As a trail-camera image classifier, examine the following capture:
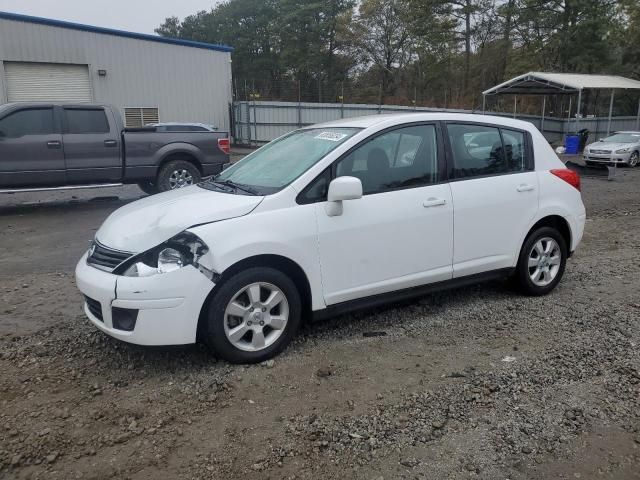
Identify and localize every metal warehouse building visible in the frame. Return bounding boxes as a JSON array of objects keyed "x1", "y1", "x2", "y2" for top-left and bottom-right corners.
[{"x1": 0, "y1": 11, "x2": 233, "y2": 129}]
